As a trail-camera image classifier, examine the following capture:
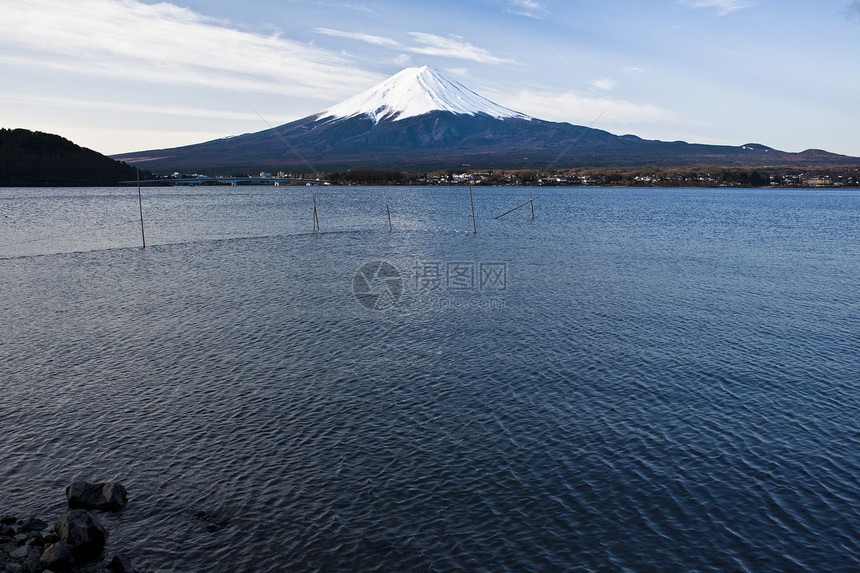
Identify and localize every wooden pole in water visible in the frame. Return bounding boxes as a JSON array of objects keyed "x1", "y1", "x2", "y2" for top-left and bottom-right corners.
[
  {"x1": 313, "y1": 193, "x2": 319, "y2": 232},
  {"x1": 469, "y1": 185, "x2": 477, "y2": 234},
  {"x1": 530, "y1": 191, "x2": 534, "y2": 219},
  {"x1": 386, "y1": 204, "x2": 392, "y2": 231},
  {"x1": 137, "y1": 168, "x2": 146, "y2": 248}
]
